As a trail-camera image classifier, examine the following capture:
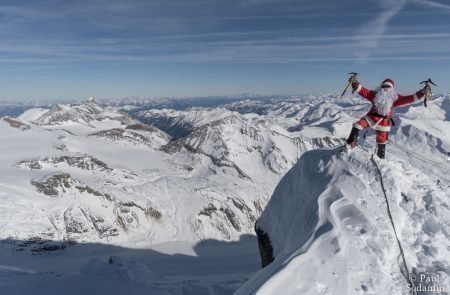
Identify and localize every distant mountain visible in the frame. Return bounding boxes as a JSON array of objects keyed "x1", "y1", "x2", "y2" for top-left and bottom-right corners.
[
  {"x1": 0, "y1": 96, "x2": 346, "y2": 251},
  {"x1": 1, "y1": 93, "x2": 449, "y2": 294},
  {"x1": 0, "y1": 101, "x2": 52, "y2": 117},
  {"x1": 32, "y1": 98, "x2": 133, "y2": 127}
]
